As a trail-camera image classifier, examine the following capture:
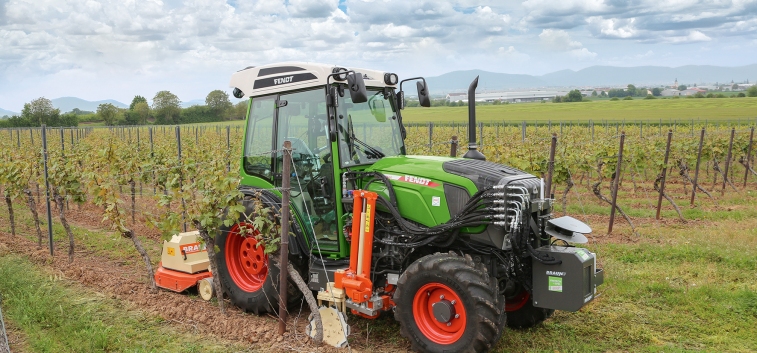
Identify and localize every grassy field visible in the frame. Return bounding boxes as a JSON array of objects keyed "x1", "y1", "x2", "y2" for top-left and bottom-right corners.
[
  {"x1": 0, "y1": 253, "x2": 251, "y2": 353},
  {"x1": 401, "y1": 97, "x2": 757, "y2": 123}
]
